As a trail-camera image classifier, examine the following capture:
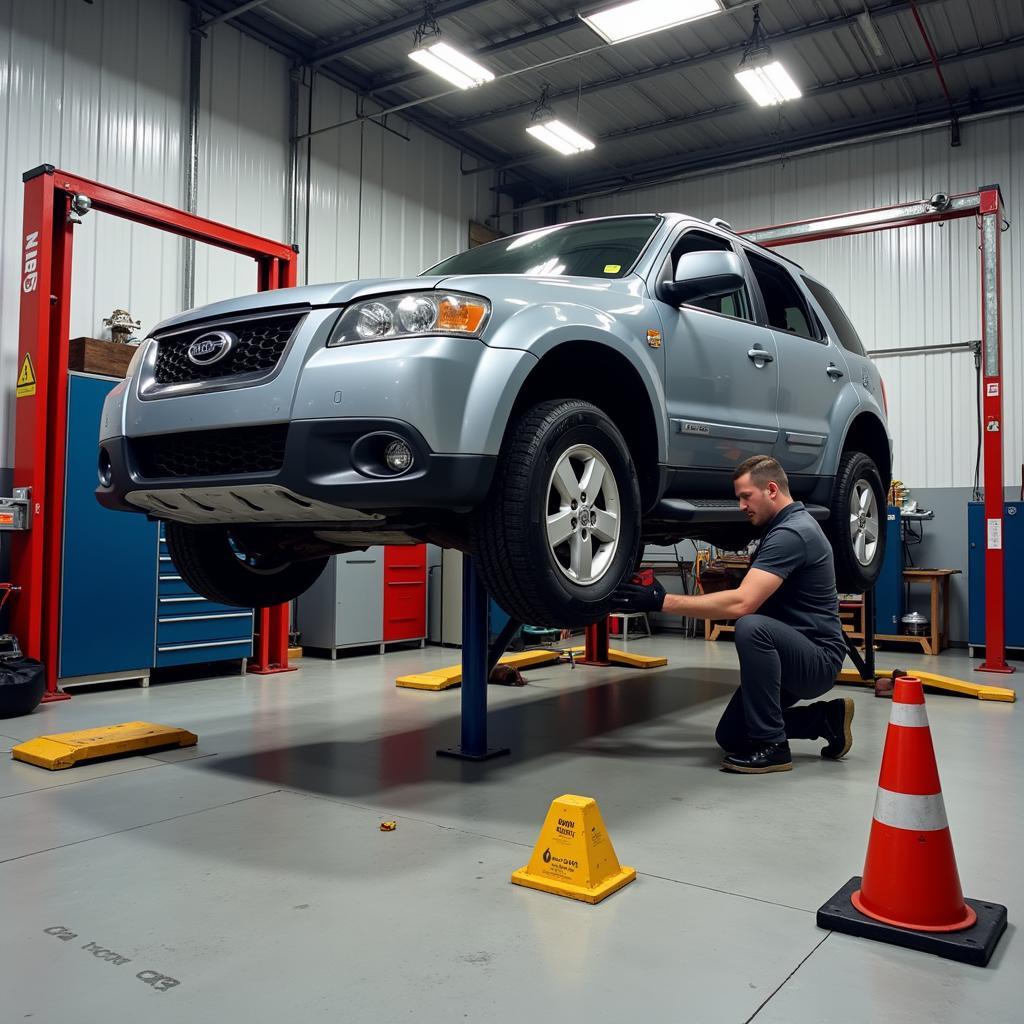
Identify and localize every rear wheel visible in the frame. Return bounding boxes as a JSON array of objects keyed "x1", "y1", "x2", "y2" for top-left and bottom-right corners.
[
  {"x1": 165, "y1": 522, "x2": 328, "y2": 608},
  {"x1": 826, "y1": 450, "x2": 887, "y2": 592},
  {"x1": 471, "y1": 399, "x2": 641, "y2": 627}
]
